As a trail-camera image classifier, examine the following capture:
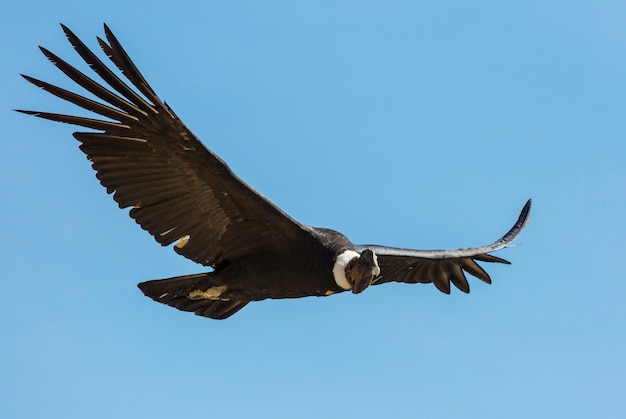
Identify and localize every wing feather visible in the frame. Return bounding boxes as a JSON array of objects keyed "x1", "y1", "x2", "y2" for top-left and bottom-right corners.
[
  {"x1": 18, "y1": 24, "x2": 312, "y2": 267},
  {"x1": 461, "y1": 259, "x2": 491, "y2": 284},
  {"x1": 359, "y1": 200, "x2": 531, "y2": 293},
  {"x1": 431, "y1": 263, "x2": 451, "y2": 294},
  {"x1": 18, "y1": 75, "x2": 138, "y2": 124}
]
